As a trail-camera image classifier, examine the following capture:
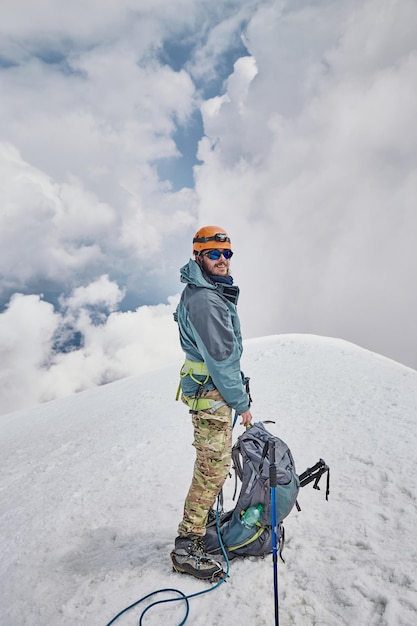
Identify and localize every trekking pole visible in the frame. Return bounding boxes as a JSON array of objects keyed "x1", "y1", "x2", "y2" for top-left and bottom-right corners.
[{"x1": 268, "y1": 437, "x2": 280, "y2": 626}]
